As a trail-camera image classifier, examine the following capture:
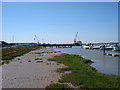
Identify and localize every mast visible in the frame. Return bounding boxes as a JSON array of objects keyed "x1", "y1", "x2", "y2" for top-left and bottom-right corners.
[
  {"x1": 12, "y1": 35, "x2": 14, "y2": 43},
  {"x1": 34, "y1": 35, "x2": 39, "y2": 44}
]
